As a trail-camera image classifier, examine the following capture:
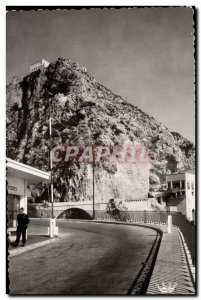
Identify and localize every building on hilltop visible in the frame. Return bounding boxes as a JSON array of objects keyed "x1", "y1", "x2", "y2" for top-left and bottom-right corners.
[
  {"x1": 165, "y1": 169, "x2": 195, "y2": 221},
  {"x1": 30, "y1": 59, "x2": 50, "y2": 73}
]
